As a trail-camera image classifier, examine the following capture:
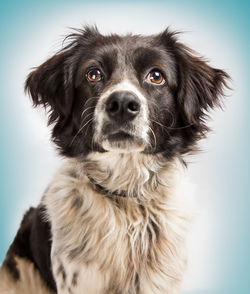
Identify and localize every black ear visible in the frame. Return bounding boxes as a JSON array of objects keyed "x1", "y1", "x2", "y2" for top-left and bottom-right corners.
[
  {"x1": 160, "y1": 29, "x2": 230, "y2": 136},
  {"x1": 25, "y1": 25, "x2": 101, "y2": 126},
  {"x1": 25, "y1": 50, "x2": 74, "y2": 126}
]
